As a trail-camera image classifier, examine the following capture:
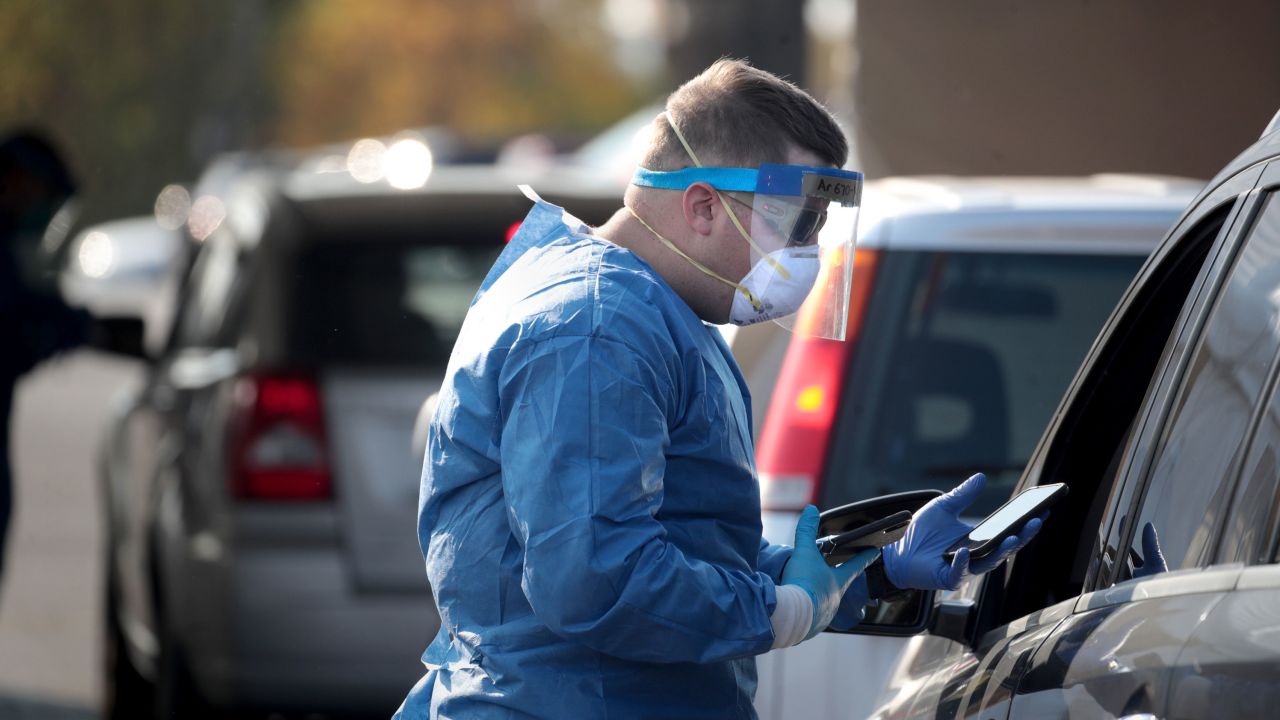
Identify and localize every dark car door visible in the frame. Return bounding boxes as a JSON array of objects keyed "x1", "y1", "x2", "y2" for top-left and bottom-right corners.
[
  {"x1": 1169, "y1": 362, "x2": 1280, "y2": 719},
  {"x1": 1009, "y1": 163, "x2": 1280, "y2": 719},
  {"x1": 868, "y1": 169, "x2": 1263, "y2": 720}
]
